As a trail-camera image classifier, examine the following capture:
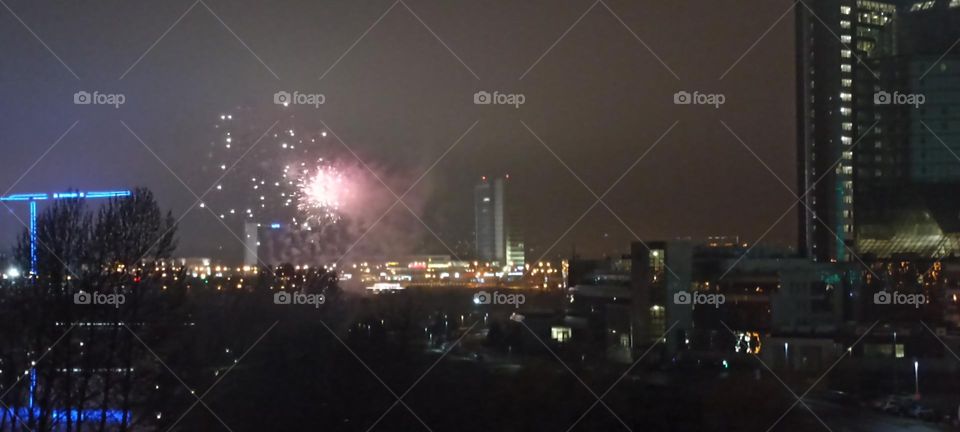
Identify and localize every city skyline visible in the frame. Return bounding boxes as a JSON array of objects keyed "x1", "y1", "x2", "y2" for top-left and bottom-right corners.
[{"x1": 0, "y1": 0, "x2": 797, "y2": 261}]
